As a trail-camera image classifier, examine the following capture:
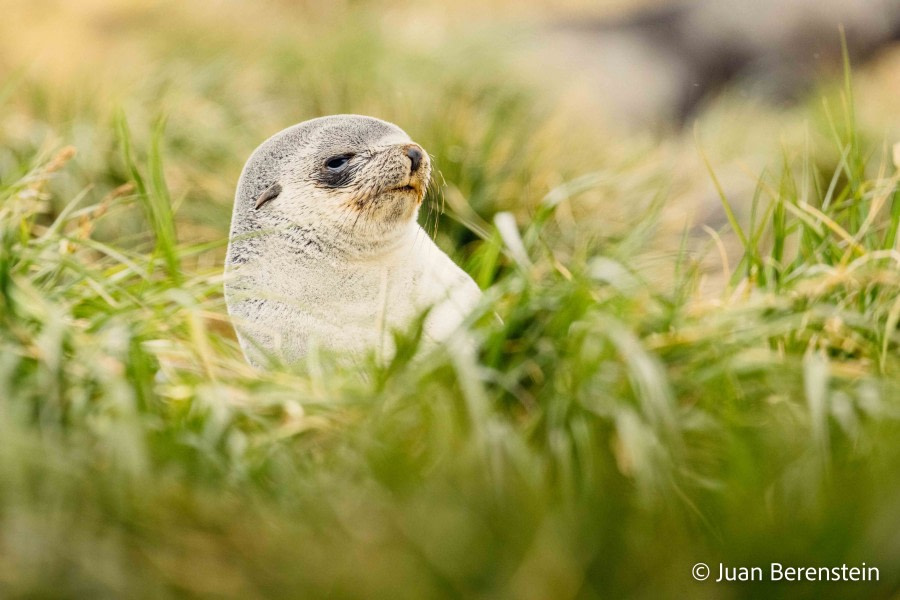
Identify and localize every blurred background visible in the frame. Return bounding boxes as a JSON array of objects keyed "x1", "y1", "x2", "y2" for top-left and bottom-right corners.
[
  {"x1": 2, "y1": 1, "x2": 900, "y2": 599},
  {"x1": 3, "y1": 0, "x2": 899, "y2": 284}
]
